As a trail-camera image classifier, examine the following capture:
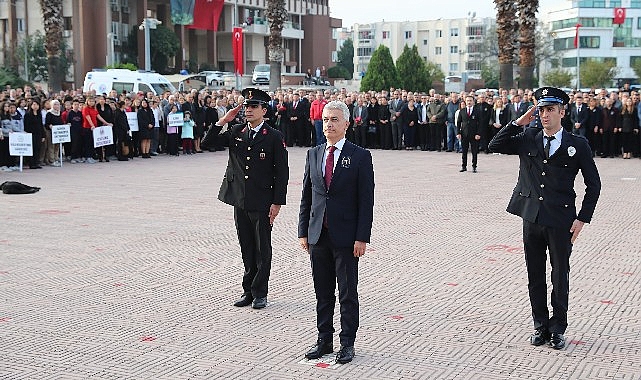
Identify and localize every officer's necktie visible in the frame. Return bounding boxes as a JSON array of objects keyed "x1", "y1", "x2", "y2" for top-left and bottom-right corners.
[
  {"x1": 544, "y1": 135, "x2": 555, "y2": 158},
  {"x1": 250, "y1": 129, "x2": 256, "y2": 140}
]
